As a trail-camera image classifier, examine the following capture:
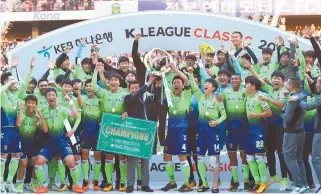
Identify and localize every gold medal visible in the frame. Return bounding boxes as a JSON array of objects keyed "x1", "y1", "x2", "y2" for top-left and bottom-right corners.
[
  {"x1": 173, "y1": 110, "x2": 177, "y2": 115},
  {"x1": 13, "y1": 106, "x2": 16, "y2": 111},
  {"x1": 236, "y1": 106, "x2": 239, "y2": 109},
  {"x1": 205, "y1": 112, "x2": 209, "y2": 117},
  {"x1": 112, "y1": 108, "x2": 116, "y2": 113}
]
